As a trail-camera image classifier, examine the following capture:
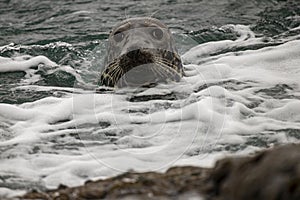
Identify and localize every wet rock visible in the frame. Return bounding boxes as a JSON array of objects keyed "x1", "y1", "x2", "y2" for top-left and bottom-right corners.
[
  {"x1": 22, "y1": 166, "x2": 210, "y2": 200},
  {"x1": 21, "y1": 143, "x2": 300, "y2": 200},
  {"x1": 207, "y1": 143, "x2": 300, "y2": 200}
]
